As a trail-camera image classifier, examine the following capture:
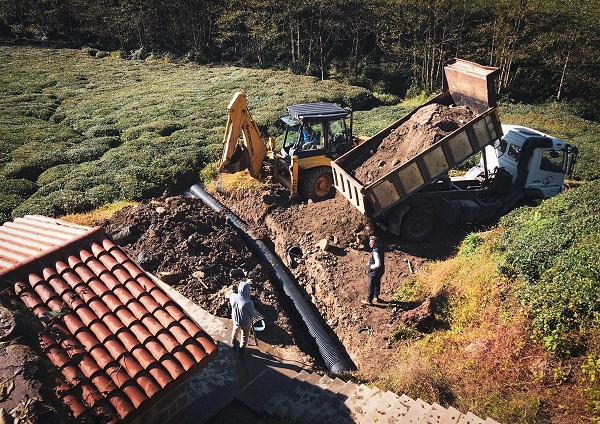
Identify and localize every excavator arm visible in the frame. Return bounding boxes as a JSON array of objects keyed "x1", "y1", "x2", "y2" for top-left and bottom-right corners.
[{"x1": 218, "y1": 91, "x2": 268, "y2": 177}]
